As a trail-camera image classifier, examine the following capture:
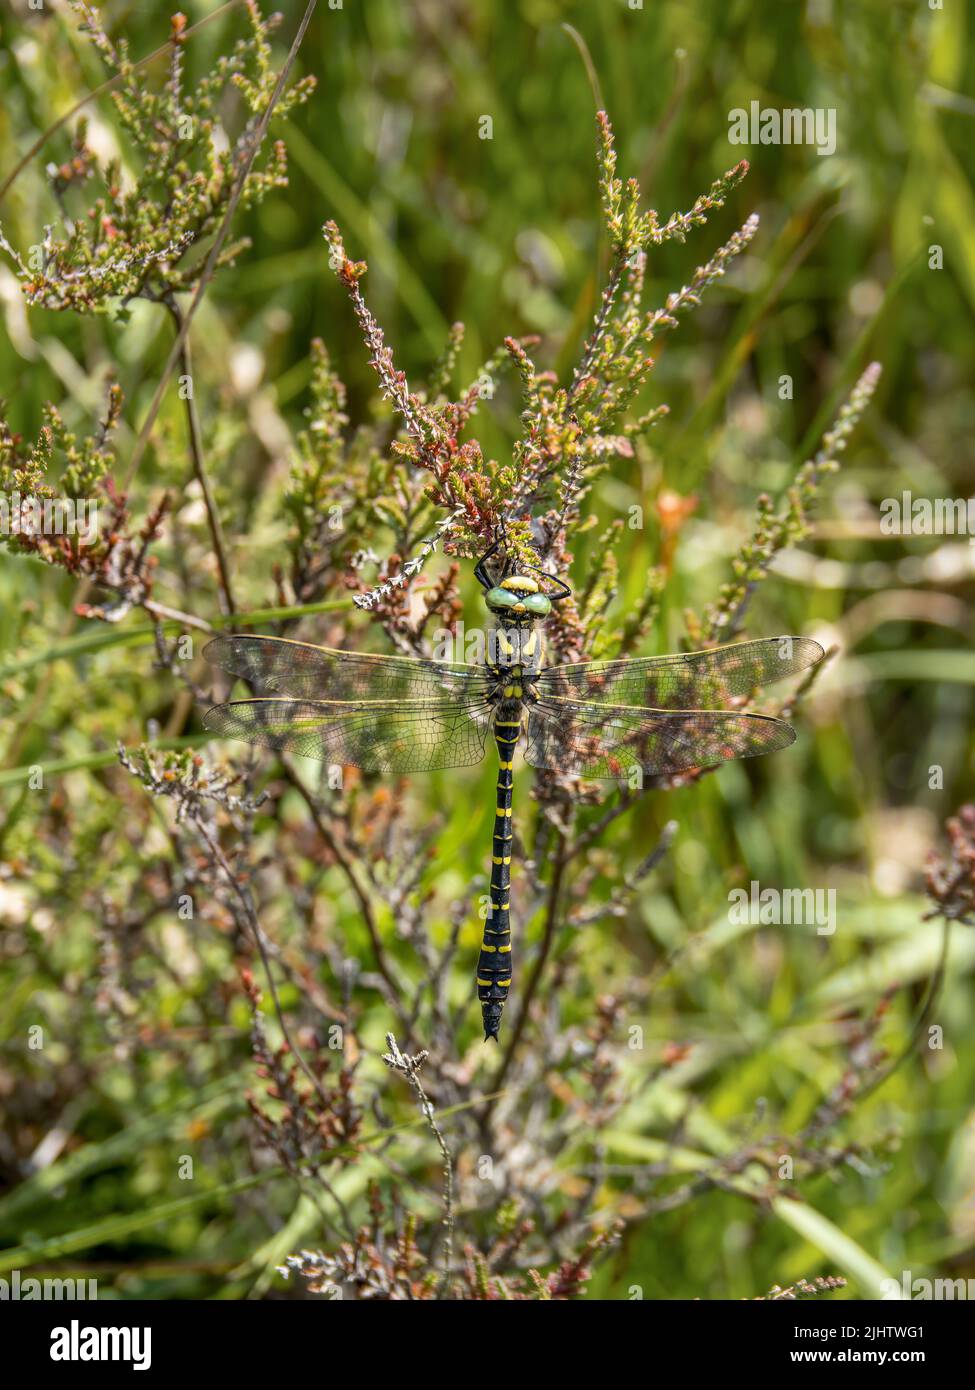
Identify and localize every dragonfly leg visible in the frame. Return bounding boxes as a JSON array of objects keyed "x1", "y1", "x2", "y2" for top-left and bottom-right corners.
[
  {"x1": 519, "y1": 561, "x2": 572, "y2": 602},
  {"x1": 474, "y1": 519, "x2": 515, "y2": 592}
]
